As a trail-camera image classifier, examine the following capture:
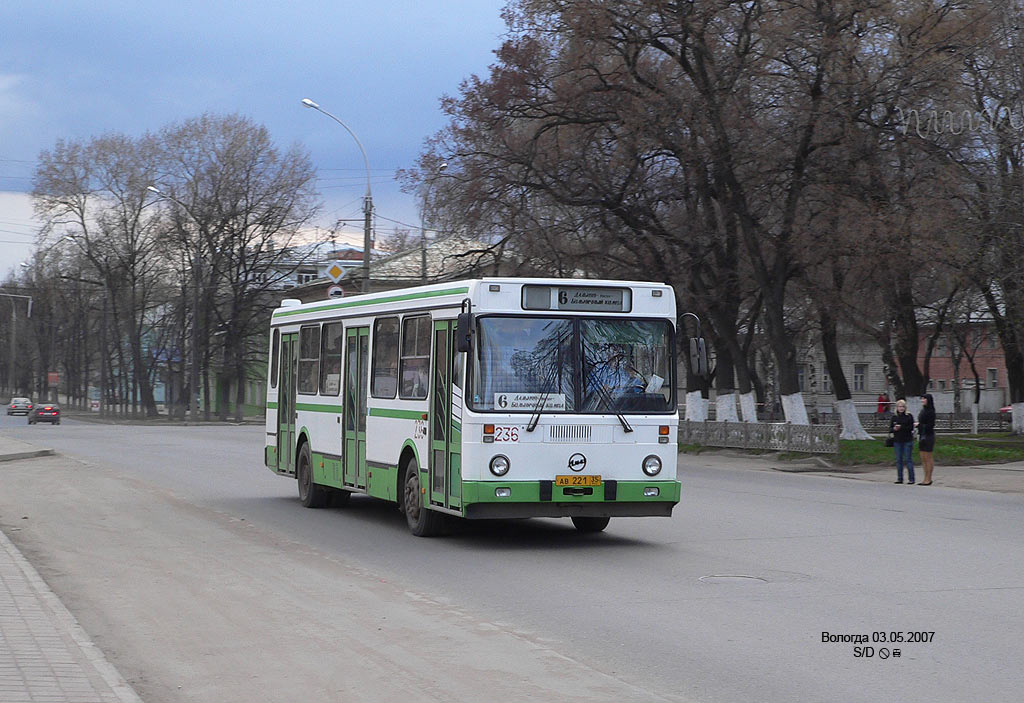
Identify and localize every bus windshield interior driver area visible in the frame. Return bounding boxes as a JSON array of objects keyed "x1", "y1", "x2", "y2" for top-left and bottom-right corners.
[{"x1": 264, "y1": 278, "x2": 708, "y2": 537}]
